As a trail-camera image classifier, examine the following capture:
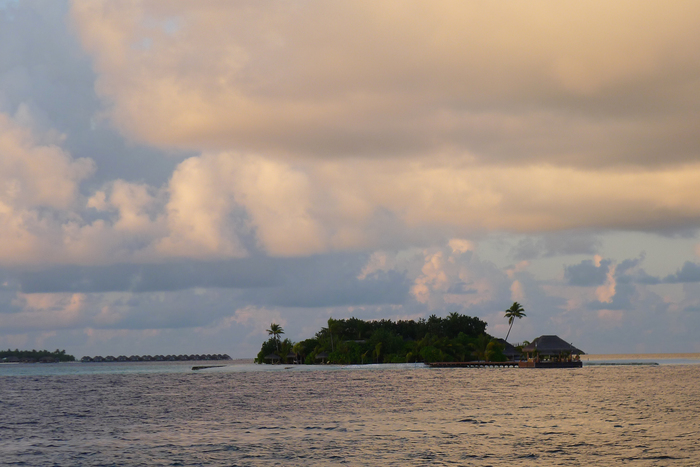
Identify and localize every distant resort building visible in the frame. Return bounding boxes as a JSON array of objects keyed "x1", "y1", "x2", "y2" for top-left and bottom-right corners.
[
  {"x1": 519, "y1": 335, "x2": 584, "y2": 368},
  {"x1": 264, "y1": 353, "x2": 281, "y2": 363},
  {"x1": 493, "y1": 338, "x2": 522, "y2": 361},
  {"x1": 80, "y1": 354, "x2": 232, "y2": 363},
  {"x1": 315, "y1": 351, "x2": 329, "y2": 363},
  {"x1": 429, "y1": 334, "x2": 584, "y2": 368}
]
